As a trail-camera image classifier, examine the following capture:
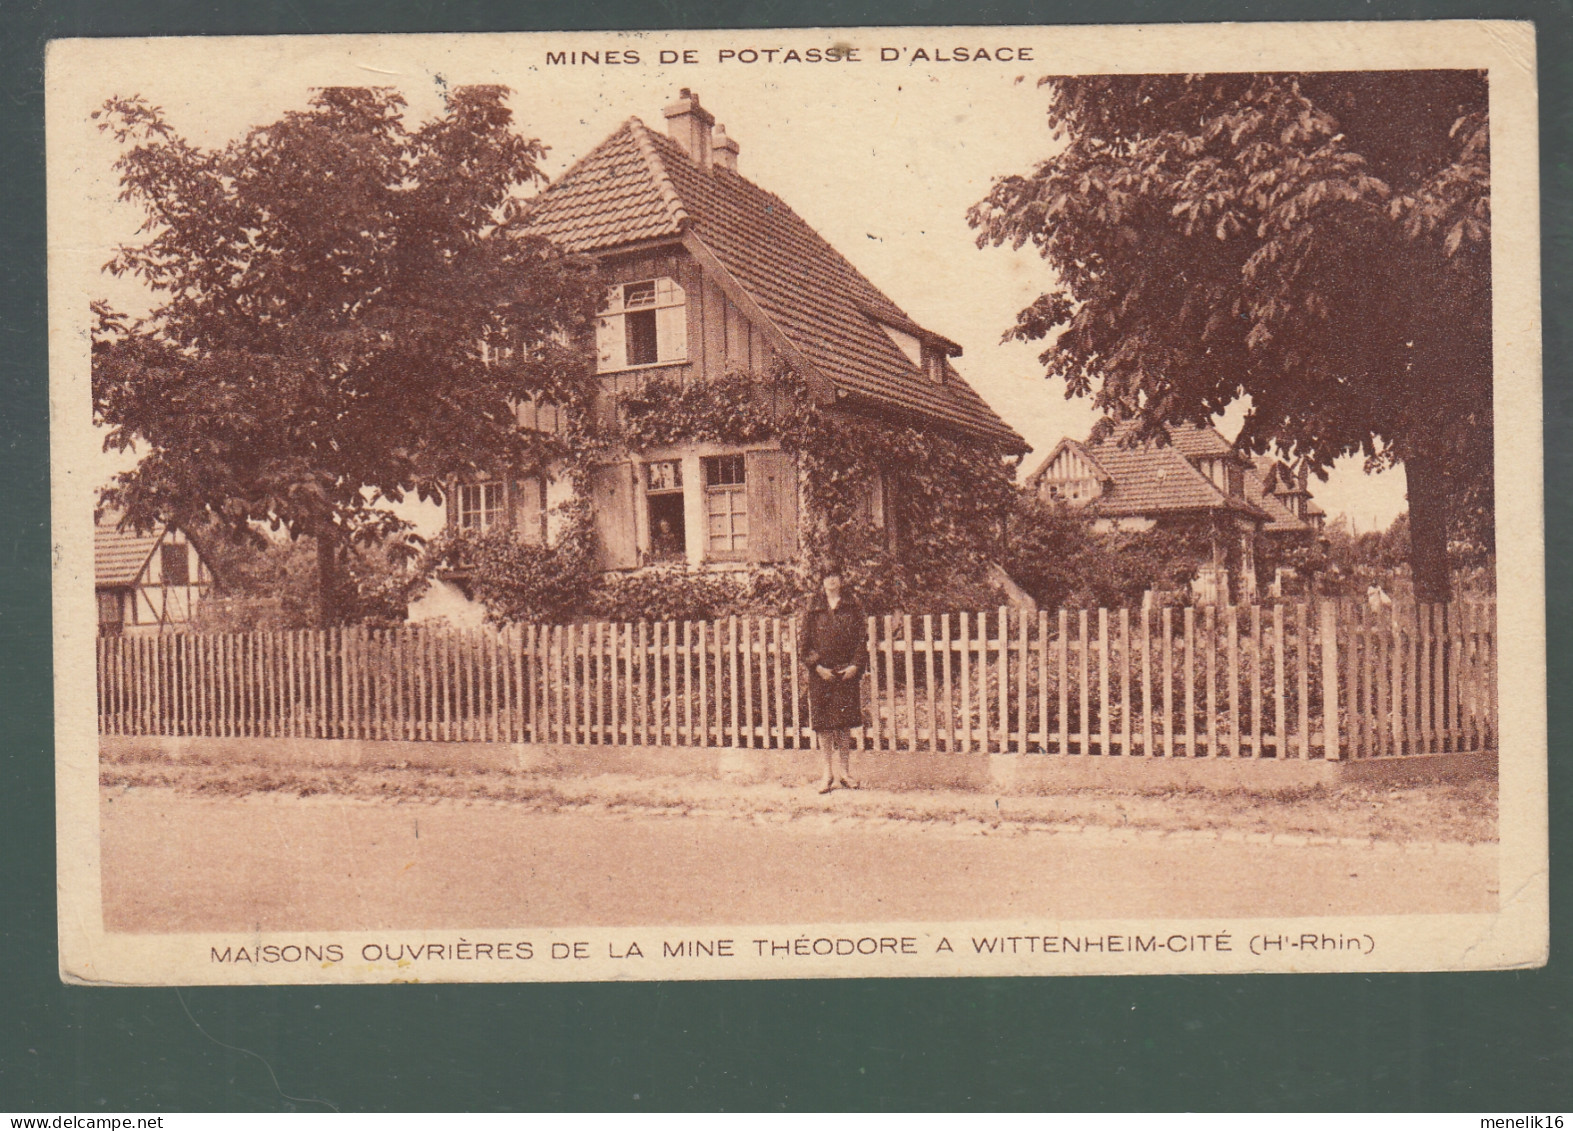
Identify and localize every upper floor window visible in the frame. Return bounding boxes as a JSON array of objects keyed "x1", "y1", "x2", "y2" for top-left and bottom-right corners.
[
  {"x1": 1046, "y1": 479, "x2": 1095, "y2": 504},
  {"x1": 458, "y1": 482, "x2": 505, "y2": 532},
  {"x1": 160, "y1": 542, "x2": 189, "y2": 587},
  {"x1": 1196, "y1": 456, "x2": 1243, "y2": 497},
  {"x1": 597, "y1": 278, "x2": 687, "y2": 372}
]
